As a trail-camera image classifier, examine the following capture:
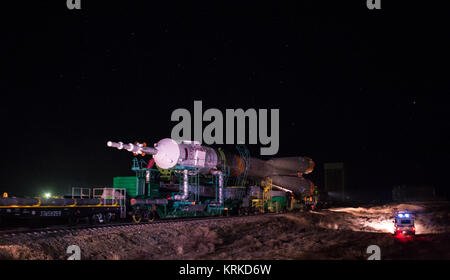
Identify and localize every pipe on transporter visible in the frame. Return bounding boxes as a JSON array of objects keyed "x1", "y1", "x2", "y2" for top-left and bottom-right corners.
[
  {"x1": 211, "y1": 170, "x2": 224, "y2": 206},
  {"x1": 219, "y1": 172, "x2": 223, "y2": 205},
  {"x1": 173, "y1": 169, "x2": 189, "y2": 200}
]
